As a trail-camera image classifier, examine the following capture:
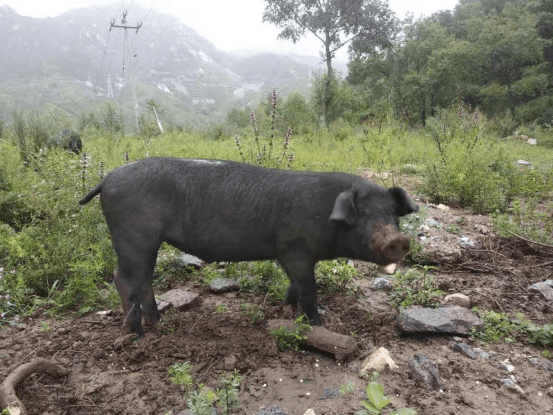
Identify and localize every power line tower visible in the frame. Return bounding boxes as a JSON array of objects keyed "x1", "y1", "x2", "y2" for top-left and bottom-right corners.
[{"x1": 110, "y1": 11, "x2": 142, "y2": 130}]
